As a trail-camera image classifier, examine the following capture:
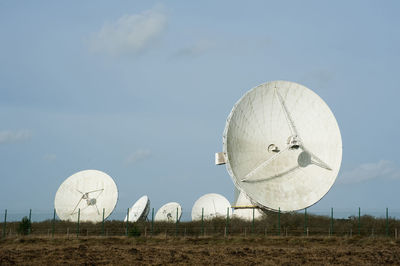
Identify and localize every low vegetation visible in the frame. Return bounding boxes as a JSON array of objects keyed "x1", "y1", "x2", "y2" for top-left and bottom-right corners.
[{"x1": 1, "y1": 211, "x2": 399, "y2": 238}]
